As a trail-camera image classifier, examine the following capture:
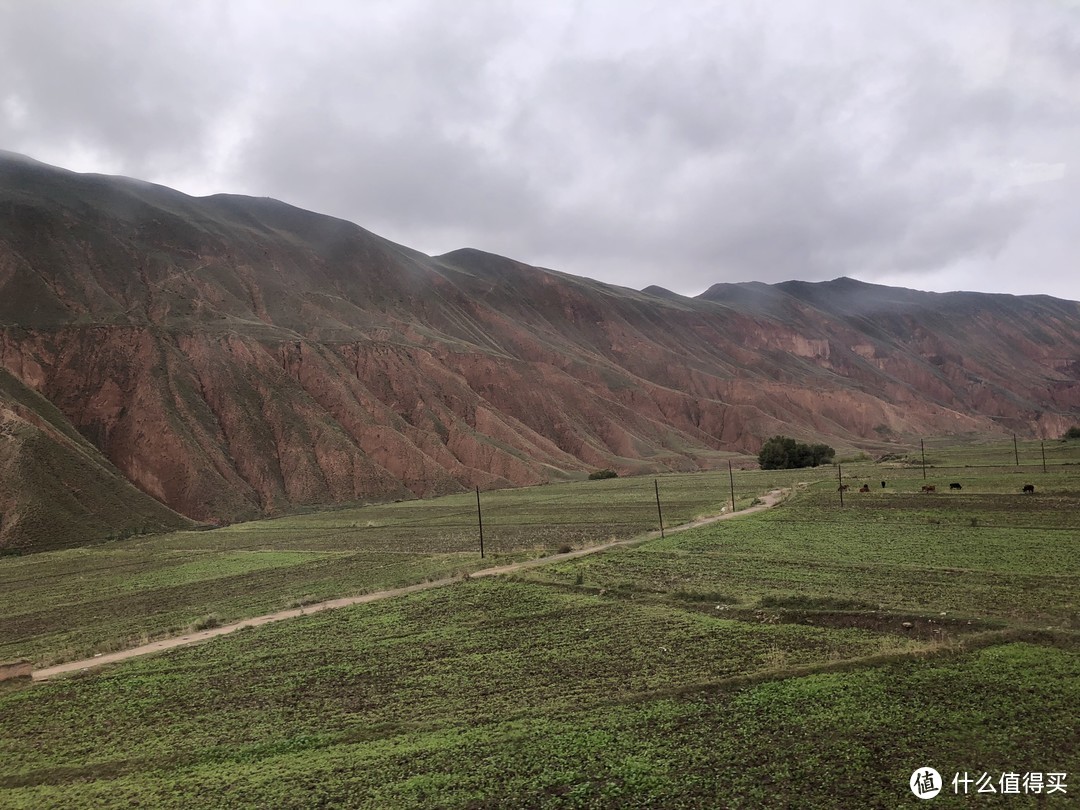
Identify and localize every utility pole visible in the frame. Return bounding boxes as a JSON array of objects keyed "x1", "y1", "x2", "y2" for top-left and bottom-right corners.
[
  {"x1": 1013, "y1": 434, "x2": 1019, "y2": 466},
  {"x1": 1041, "y1": 441, "x2": 1047, "y2": 474},
  {"x1": 728, "y1": 460, "x2": 736, "y2": 514},
  {"x1": 921, "y1": 439, "x2": 926, "y2": 480},
  {"x1": 475, "y1": 486, "x2": 485, "y2": 558},
  {"x1": 654, "y1": 479, "x2": 664, "y2": 538},
  {"x1": 837, "y1": 463, "x2": 844, "y2": 507}
]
